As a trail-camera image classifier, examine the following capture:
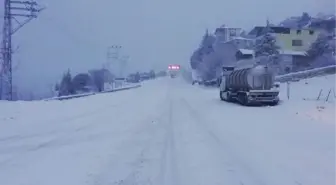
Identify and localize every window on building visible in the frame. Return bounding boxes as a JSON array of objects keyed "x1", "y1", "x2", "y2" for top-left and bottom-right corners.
[
  {"x1": 296, "y1": 30, "x2": 302, "y2": 34},
  {"x1": 309, "y1": 30, "x2": 314, "y2": 35},
  {"x1": 292, "y1": 39, "x2": 303, "y2": 46},
  {"x1": 285, "y1": 67, "x2": 291, "y2": 73},
  {"x1": 229, "y1": 29, "x2": 236, "y2": 36}
]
